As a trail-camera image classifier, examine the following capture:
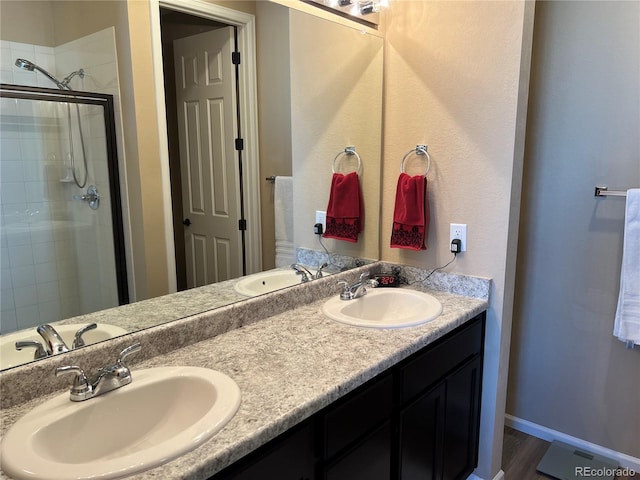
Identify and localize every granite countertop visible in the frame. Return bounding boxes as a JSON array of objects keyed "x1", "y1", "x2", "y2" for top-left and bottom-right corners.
[
  {"x1": 0, "y1": 284, "x2": 487, "y2": 480},
  {"x1": 54, "y1": 271, "x2": 253, "y2": 332}
]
